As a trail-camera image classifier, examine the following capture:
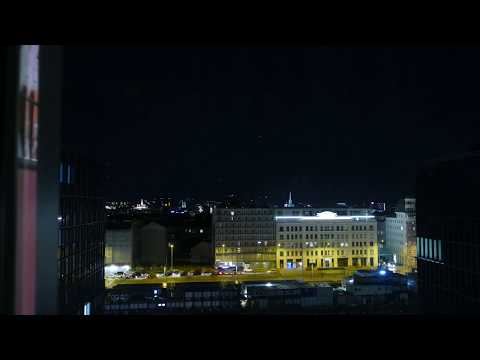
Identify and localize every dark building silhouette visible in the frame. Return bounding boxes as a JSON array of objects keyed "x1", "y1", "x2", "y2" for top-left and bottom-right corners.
[
  {"x1": 132, "y1": 221, "x2": 168, "y2": 267},
  {"x1": 416, "y1": 150, "x2": 480, "y2": 315},
  {"x1": 58, "y1": 152, "x2": 105, "y2": 314}
]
